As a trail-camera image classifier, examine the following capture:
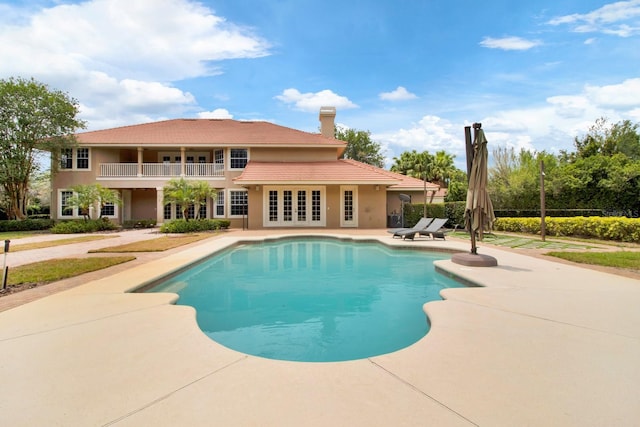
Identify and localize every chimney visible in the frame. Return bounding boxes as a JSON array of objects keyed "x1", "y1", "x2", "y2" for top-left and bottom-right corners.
[{"x1": 319, "y1": 106, "x2": 336, "y2": 138}]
